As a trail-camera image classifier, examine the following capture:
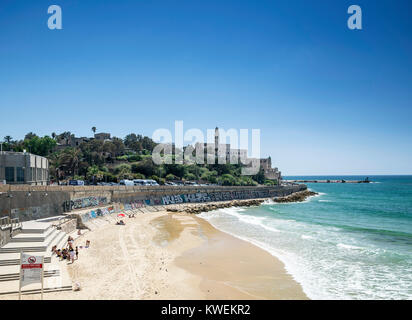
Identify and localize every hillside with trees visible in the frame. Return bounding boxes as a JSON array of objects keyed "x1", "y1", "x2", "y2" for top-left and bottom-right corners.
[{"x1": 1, "y1": 132, "x2": 274, "y2": 186}]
